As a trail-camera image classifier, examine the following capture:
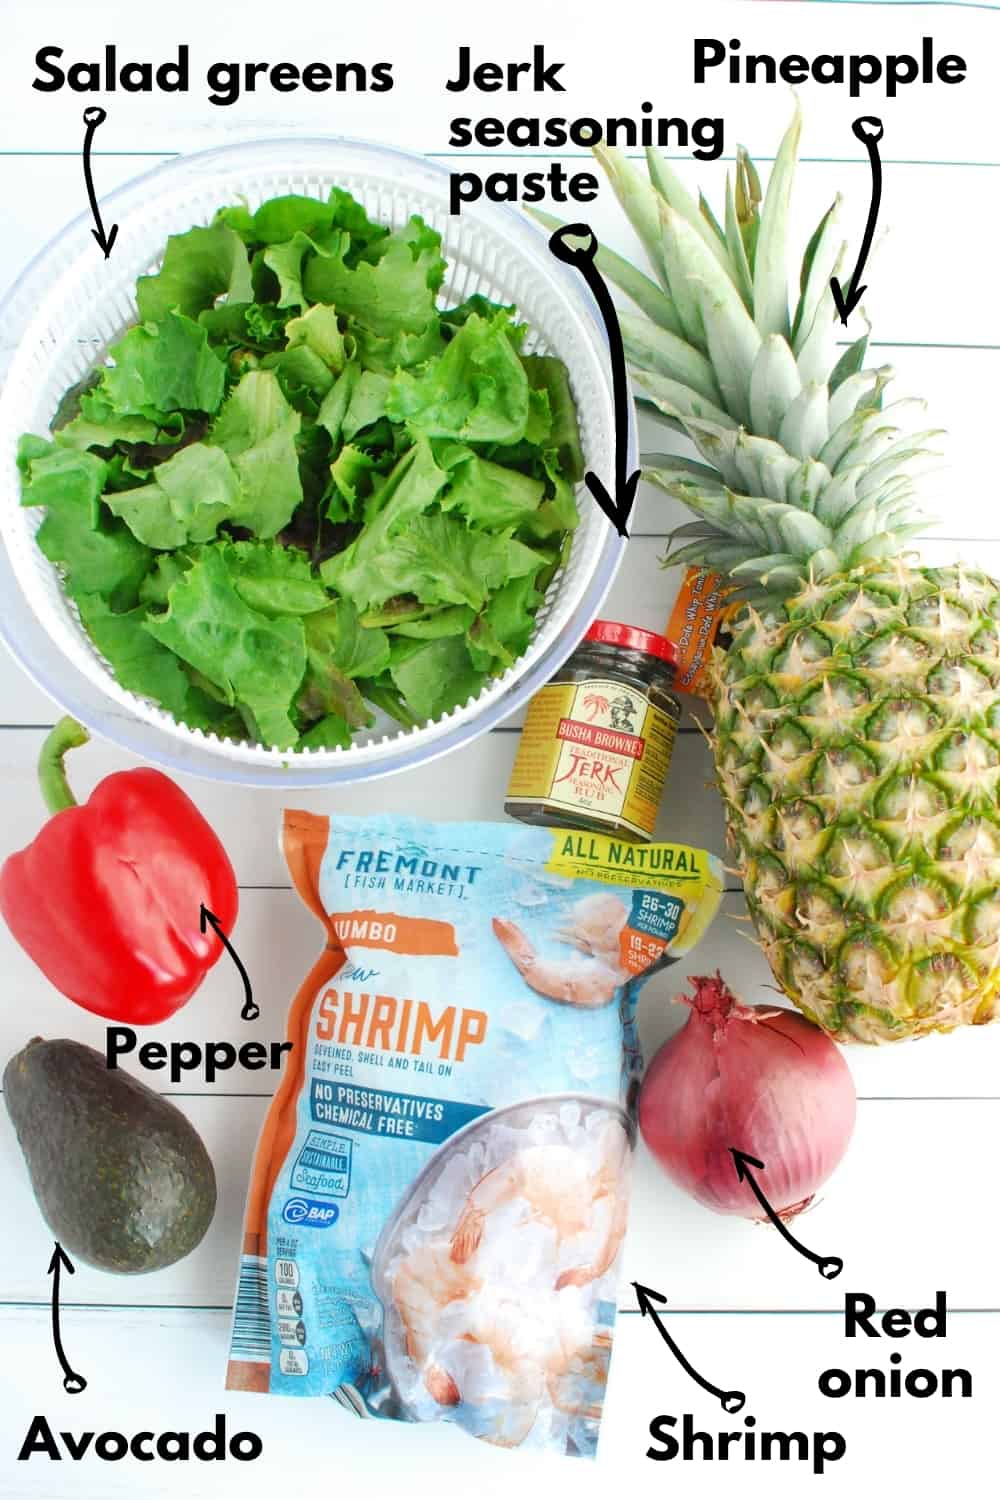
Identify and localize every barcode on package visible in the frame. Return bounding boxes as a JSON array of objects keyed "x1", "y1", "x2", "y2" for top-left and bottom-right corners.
[{"x1": 230, "y1": 1254, "x2": 270, "y2": 1362}]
